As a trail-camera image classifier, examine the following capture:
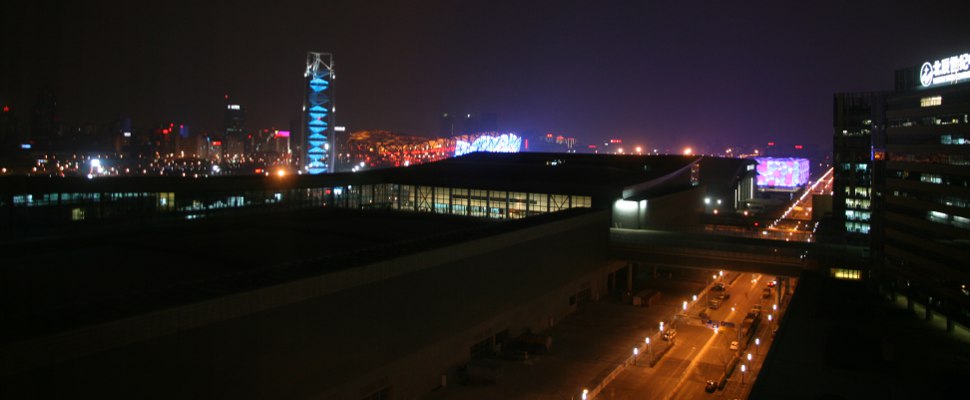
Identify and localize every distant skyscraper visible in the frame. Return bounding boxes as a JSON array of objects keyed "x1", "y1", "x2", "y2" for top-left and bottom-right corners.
[
  {"x1": 302, "y1": 52, "x2": 335, "y2": 174},
  {"x1": 224, "y1": 98, "x2": 244, "y2": 155},
  {"x1": 30, "y1": 88, "x2": 58, "y2": 151}
]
